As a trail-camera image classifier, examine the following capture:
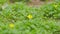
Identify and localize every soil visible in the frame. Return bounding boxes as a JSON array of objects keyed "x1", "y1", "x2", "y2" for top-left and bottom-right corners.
[
  {"x1": 28, "y1": 0, "x2": 53, "y2": 7},
  {"x1": 9, "y1": 0, "x2": 54, "y2": 7}
]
